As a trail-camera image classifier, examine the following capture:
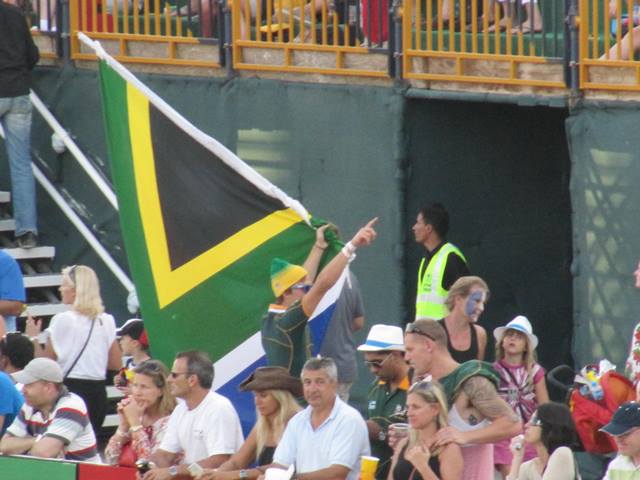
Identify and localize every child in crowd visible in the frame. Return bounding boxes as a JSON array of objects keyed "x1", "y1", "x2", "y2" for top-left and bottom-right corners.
[
  {"x1": 114, "y1": 319, "x2": 151, "y2": 395},
  {"x1": 493, "y1": 315, "x2": 549, "y2": 478}
]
